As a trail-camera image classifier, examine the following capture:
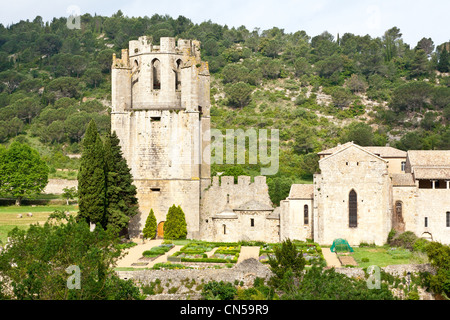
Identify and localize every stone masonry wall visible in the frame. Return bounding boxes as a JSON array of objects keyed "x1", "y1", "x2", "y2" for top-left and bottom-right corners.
[
  {"x1": 116, "y1": 260, "x2": 436, "y2": 300},
  {"x1": 43, "y1": 179, "x2": 78, "y2": 195}
]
